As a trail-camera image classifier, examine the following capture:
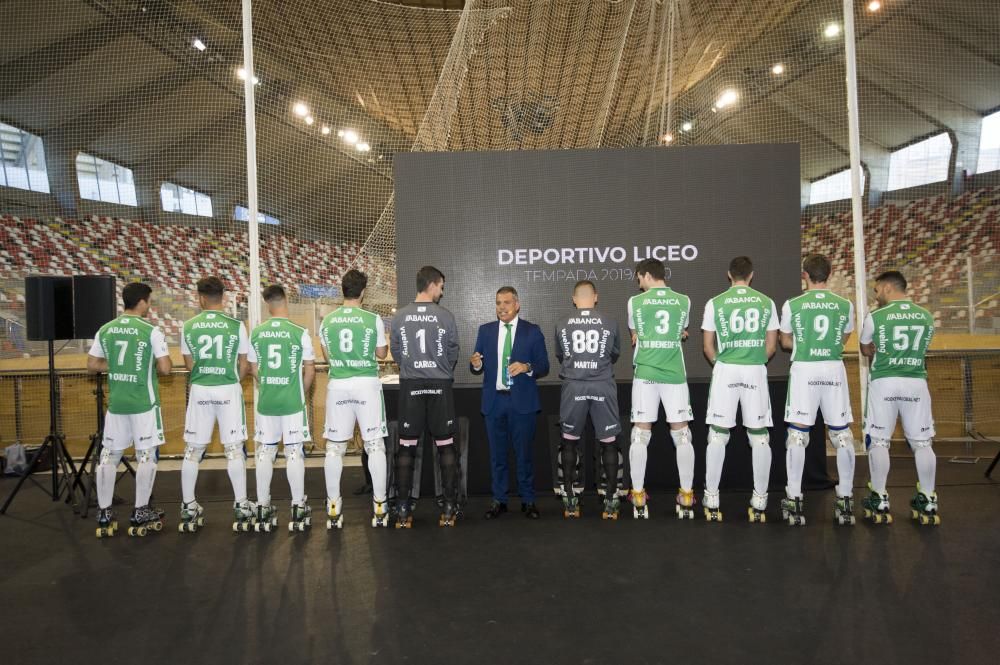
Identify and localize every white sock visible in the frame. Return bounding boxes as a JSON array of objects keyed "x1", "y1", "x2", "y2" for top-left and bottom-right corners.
[
  {"x1": 671, "y1": 428, "x2": 694, "y2": 491},
  {"x1": 629, "y1": 436, "x2": 648, "y2": 491},
  {"x1": 705, "y1": 441, "x2": 726, "y2": 493},
  {"x1": 286, "y1": 446, "x2": 306, "y2": 505},
  {"x1": 913, "y1": 446, "x2": 937, "y2": 494},
  {"x1": 256, "y1": 451, "x2": 274, "y2": 506},
  {"x1": 785, "y1": 446, "x2": 805, "y2": 498},
  {"x1": 324, "y1": 450, "x2": 344, "y2": 503},
  {"x1": 367, "y1": 446, "x2": 388, "y2": 502},
  {"x1": 868, "y1": 446, "x2": 890, "y2": 494},
  {"x1": 96, "y1": 461, "x2": 116, "y2": 509},
  {"x1": 836, "y1": 446, "x2": 856, "y2": 497},
  {"x1": 181, "y1": 458, "x2": 200, "y2": 504},
  {"x1": 752, "y1": 443, "x2": 772, "y2": 497},
  {"x1": 135, "y1": 458, "x2": 157, "y2": 507},
  {"x1": 227, "y1": 453, "x2": 247, "y2": 503}
]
